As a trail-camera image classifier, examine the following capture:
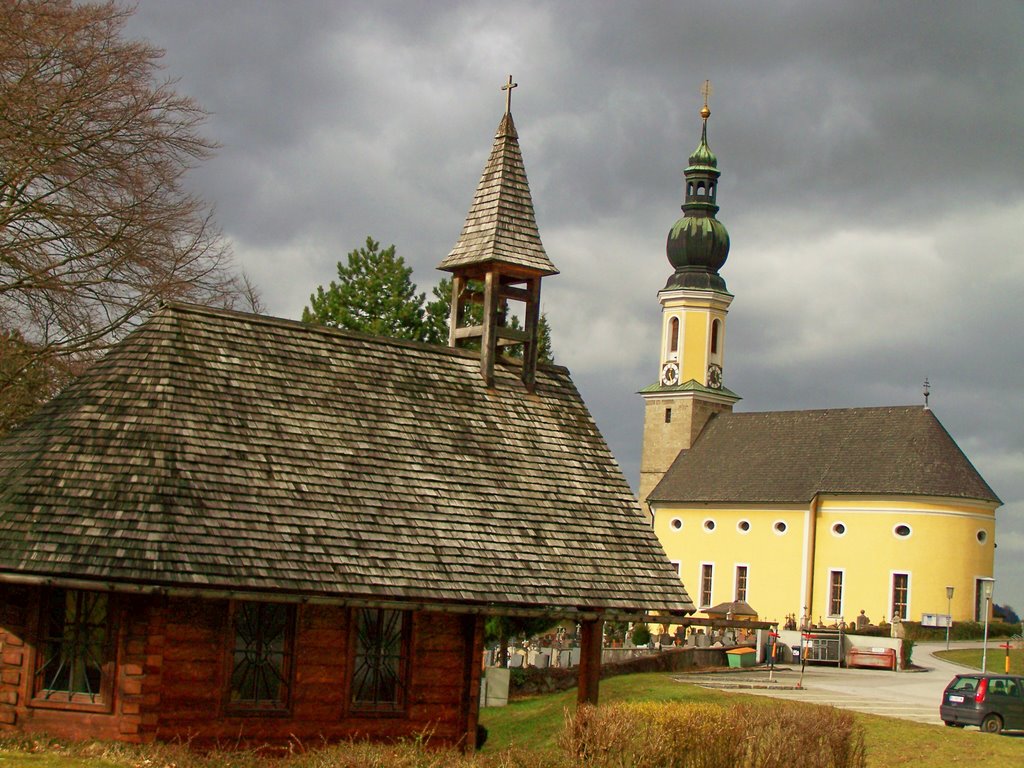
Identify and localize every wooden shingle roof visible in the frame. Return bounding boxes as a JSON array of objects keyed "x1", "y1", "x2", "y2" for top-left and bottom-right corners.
[
  {"x1": 649, "y1": 406, "x2": 1000, "y2": 505},
  {"x1": 438, "y1": 113, "x2": 558, "y2": 277},
  {"x1": 0, "y1": 303, "x2": 691, "y2": 618}
]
